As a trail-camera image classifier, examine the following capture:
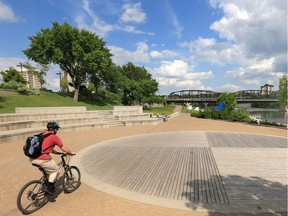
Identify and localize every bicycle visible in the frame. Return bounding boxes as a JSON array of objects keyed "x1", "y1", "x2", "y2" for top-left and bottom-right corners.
[{"x1": 17, "y1": 152, "x2": 81, "y2": 214}]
